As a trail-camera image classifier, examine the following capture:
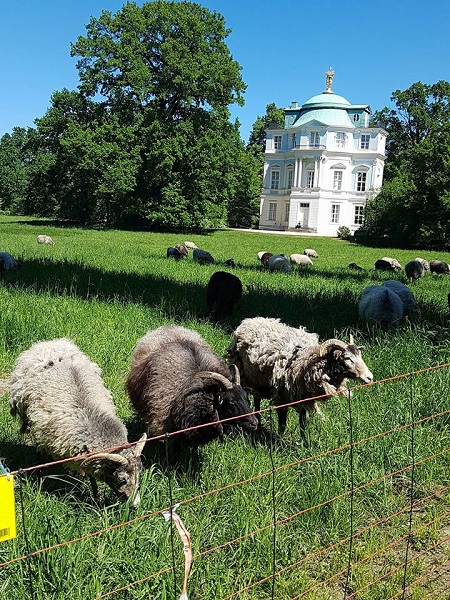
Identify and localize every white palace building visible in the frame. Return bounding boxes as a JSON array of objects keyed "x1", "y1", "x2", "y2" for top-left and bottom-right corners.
[{"x1": 259, "y1": 69, "x2": 387, "y2": 235}]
